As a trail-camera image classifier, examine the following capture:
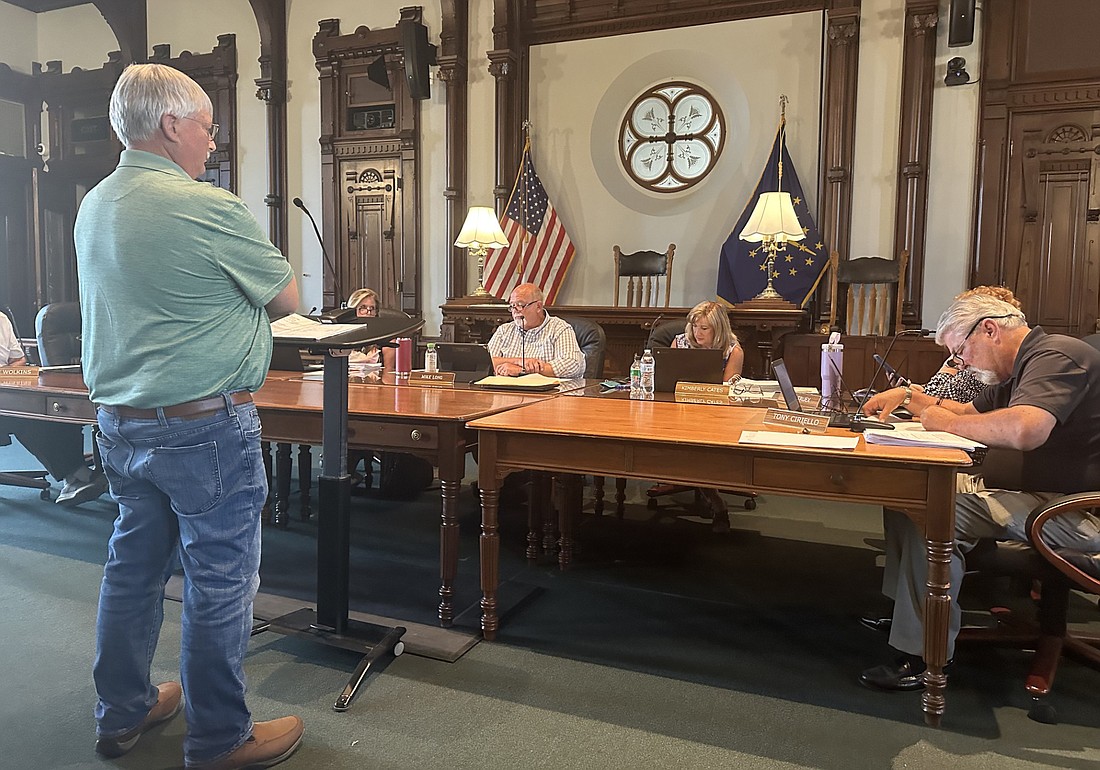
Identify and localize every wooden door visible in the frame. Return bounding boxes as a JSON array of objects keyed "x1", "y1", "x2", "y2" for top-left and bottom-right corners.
[
  {"x1": 343, "y1": 160, "x2": 402, "y2": 310},
  {"x1": 1007, "y1": 111, "x2": 1100, "y2": 335}
]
